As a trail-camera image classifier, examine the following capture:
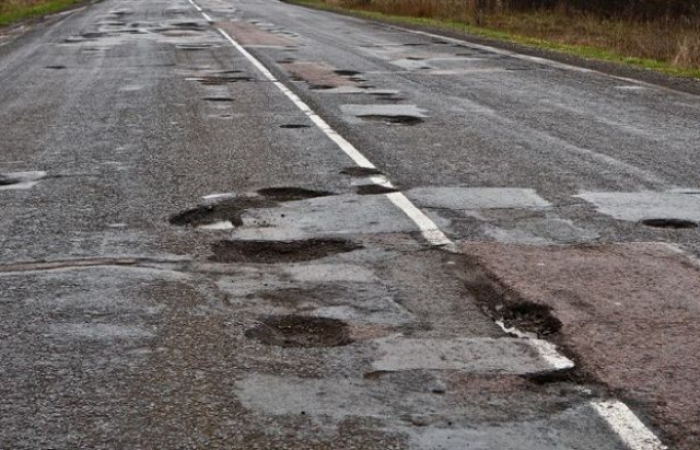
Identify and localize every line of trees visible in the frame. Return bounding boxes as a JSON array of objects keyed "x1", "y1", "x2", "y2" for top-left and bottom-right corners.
[{"x1": 498, "y1": 0, "x2": 700, "y2": 20}]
